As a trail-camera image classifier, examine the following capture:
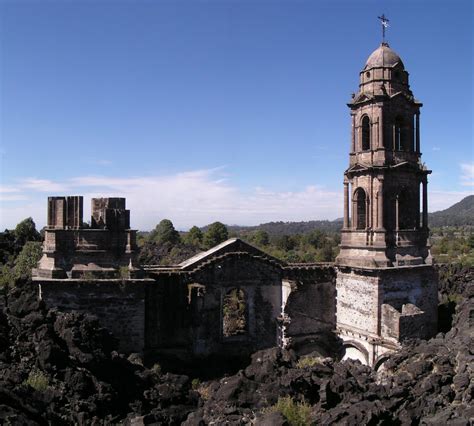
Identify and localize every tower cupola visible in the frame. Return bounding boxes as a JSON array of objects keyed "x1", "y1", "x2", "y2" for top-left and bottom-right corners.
[{"x1": 358, "y1": 43, "x2": 410, "y2": 96}]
